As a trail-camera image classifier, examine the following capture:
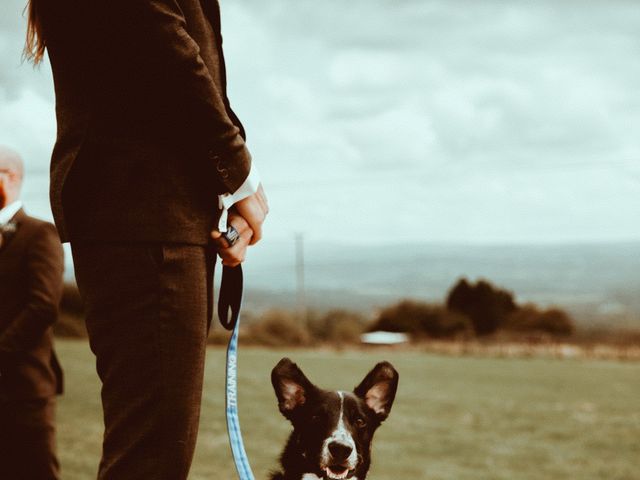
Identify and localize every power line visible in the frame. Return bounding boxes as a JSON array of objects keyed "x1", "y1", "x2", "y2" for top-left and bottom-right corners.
[{"x1": 295, "y1": 233, "x2": 306, "y2": 322}]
